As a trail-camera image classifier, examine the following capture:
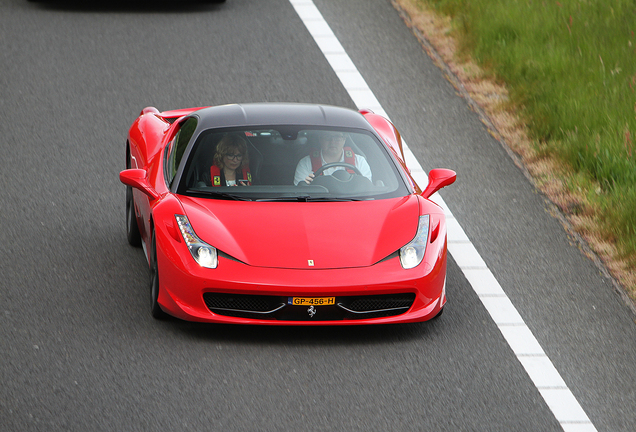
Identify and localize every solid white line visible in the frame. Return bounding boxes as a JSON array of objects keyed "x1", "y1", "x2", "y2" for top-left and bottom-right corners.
[{"x1": 288, "y1": 0, "x2": 597, "y2": 430}]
